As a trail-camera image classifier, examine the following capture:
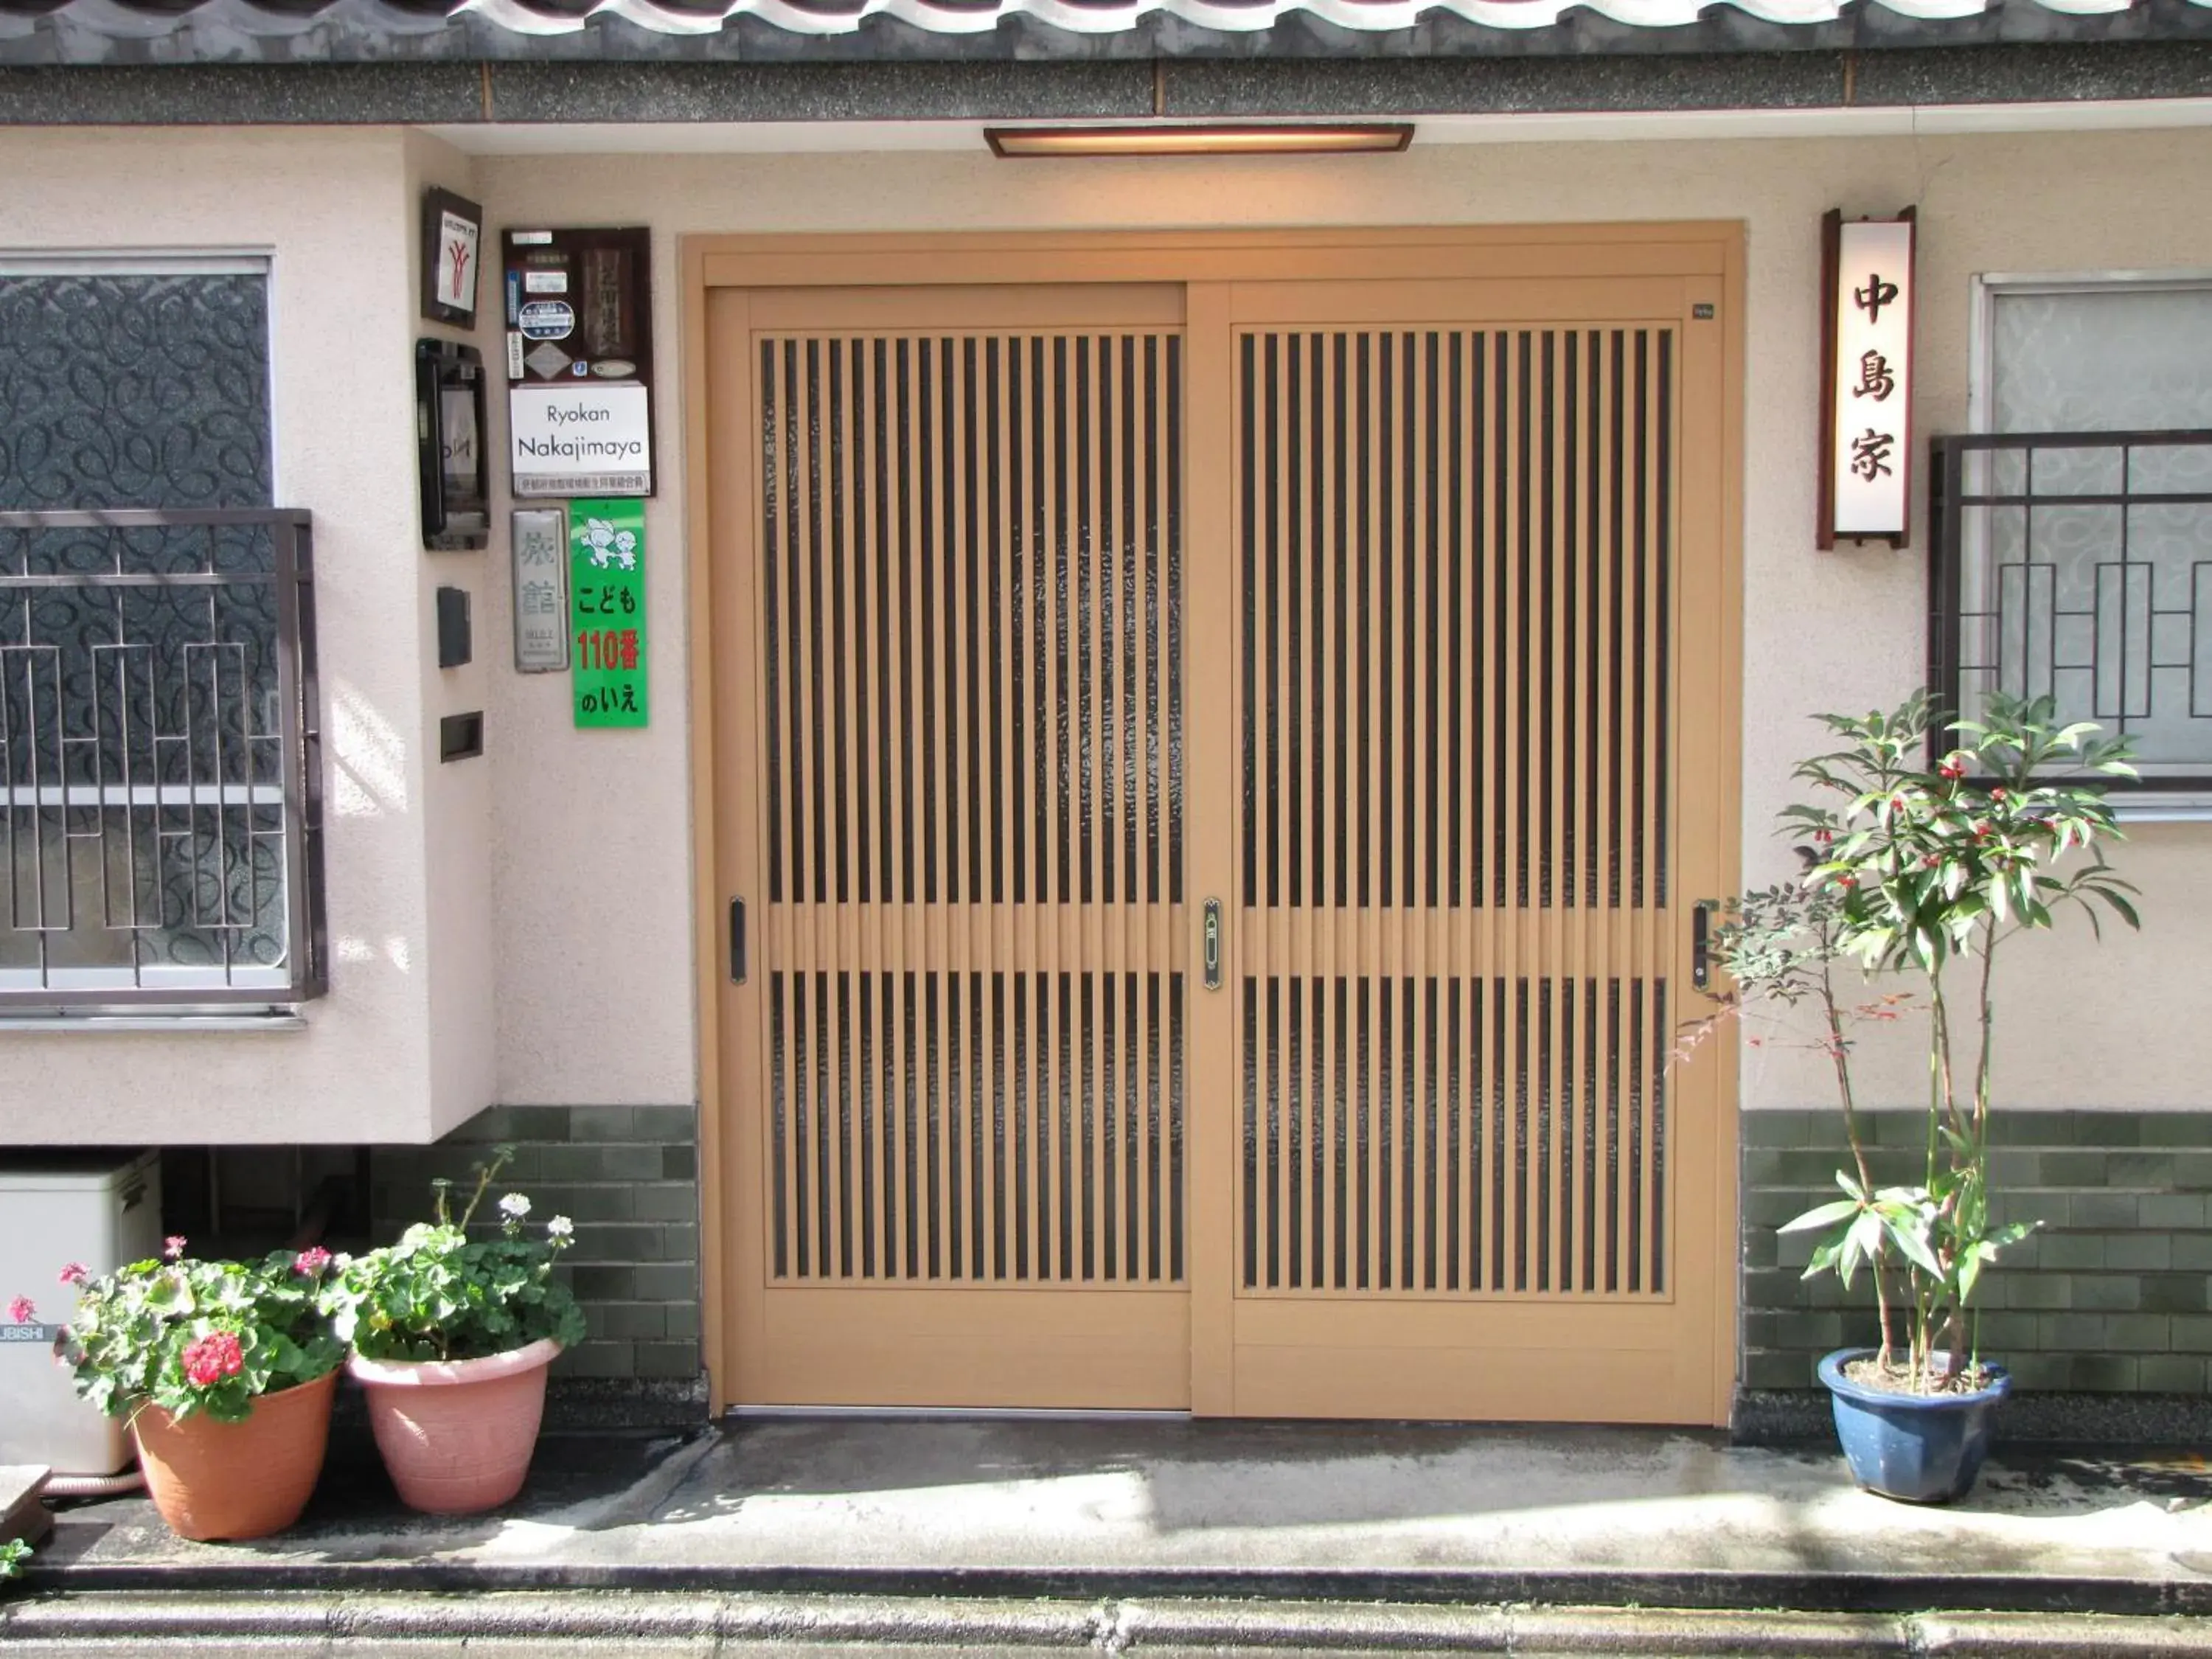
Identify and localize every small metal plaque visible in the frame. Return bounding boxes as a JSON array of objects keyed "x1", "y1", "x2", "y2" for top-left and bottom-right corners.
[{"x1": 511, "y1": 507, "x2": 571, "y2": 672}]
